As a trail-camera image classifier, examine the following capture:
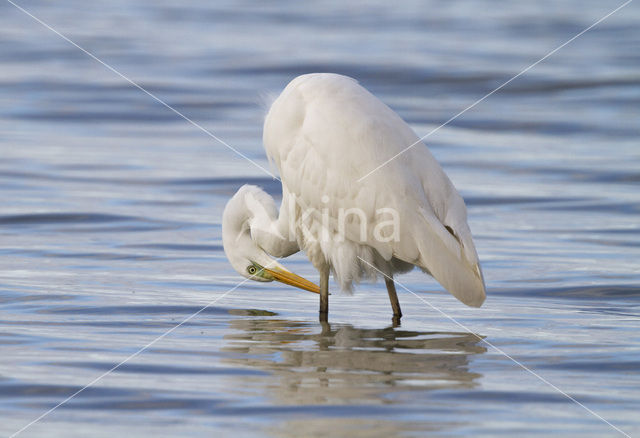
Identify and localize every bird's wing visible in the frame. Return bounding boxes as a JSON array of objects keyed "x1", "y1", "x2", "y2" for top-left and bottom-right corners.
[{"x1": 264, "y1": 73, "x2": 484, "y2": 306}]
